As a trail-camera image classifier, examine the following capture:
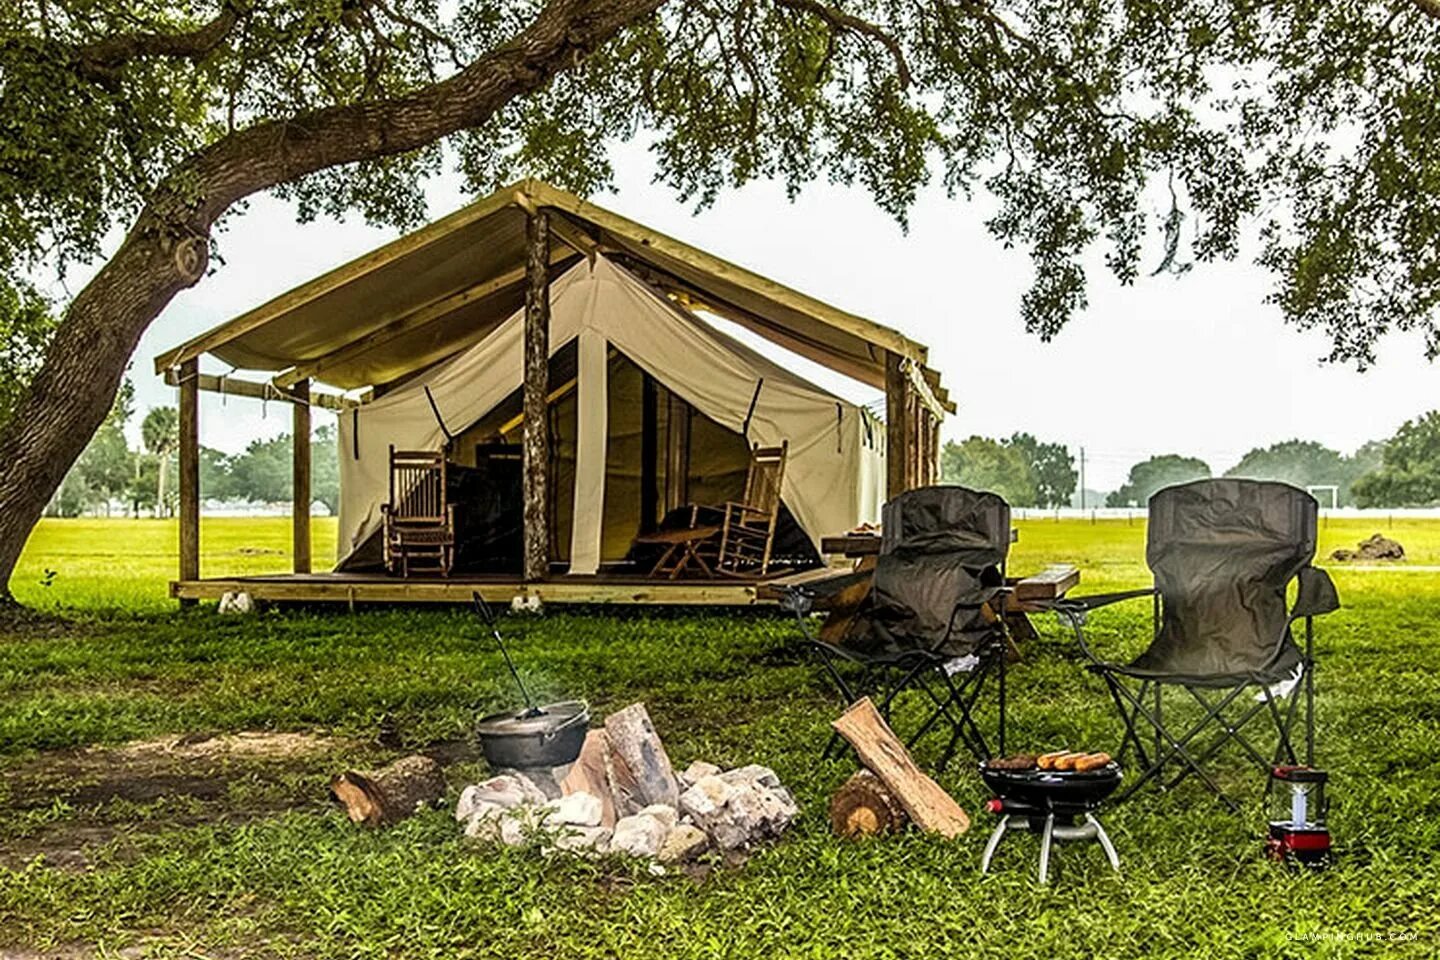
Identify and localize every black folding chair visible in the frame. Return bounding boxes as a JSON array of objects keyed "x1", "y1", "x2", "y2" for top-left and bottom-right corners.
[
  {"x1": 1050, "y1": 479, "x2": 1340, "y2": 811},
  {"x1": 784, "y1": 486, "x2": 1013, "y2": 770}
]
